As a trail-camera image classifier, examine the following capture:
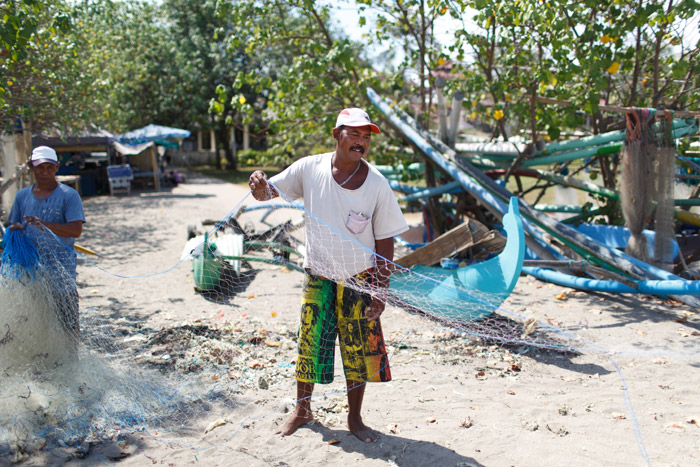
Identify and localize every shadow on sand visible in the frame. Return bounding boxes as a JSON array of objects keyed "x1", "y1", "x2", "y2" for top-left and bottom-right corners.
[{"x1": 303, "y1": 422, "x2": 485, "y2": 467}]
